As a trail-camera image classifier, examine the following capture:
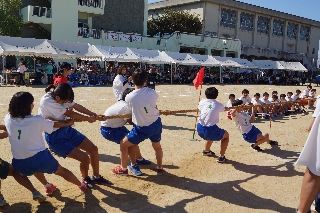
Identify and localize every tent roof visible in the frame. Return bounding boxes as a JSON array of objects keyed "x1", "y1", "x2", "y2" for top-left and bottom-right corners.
[
  {"x1": 230, "y1": 58, "x2": 258, "y2": 69},
  {"x1": 0, "y1": 36, "x2": 57, "y2": 58},
  {"x1": 213, "y1": 56, "x2": 242, "y2": 67},
  {"x1": 94, "y1": 45, "x2": 141, "y2": 62},
  {"x1": 164, "y1": 52, "x2": 200, "y2": 65},
  {"x1": 252, "y1": 60, "x2": 285, "y2": 69},
  {"x1": 278, "y1": 61, "x2": 308, "y2": 72},
  {"x1": 189, "y1": 54, "x2": 221, "y2": 67},
  {"x1": 47, "y1": 40, "x2": 101, "y2": 60},
  {"x1": 130, "y1": 48, "x2": 175, "y2": 64}
]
